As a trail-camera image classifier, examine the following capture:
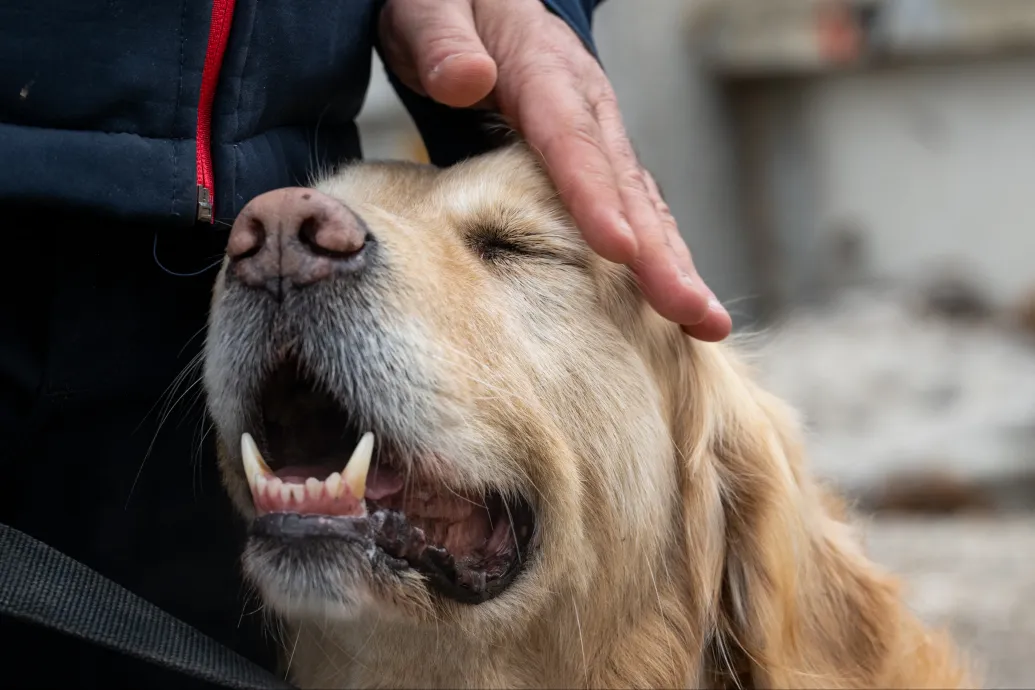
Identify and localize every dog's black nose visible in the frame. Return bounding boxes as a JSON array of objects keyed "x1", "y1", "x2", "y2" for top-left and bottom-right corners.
[{"x1": 227, "y1": 187, "x2": 369, "y2": 296}]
